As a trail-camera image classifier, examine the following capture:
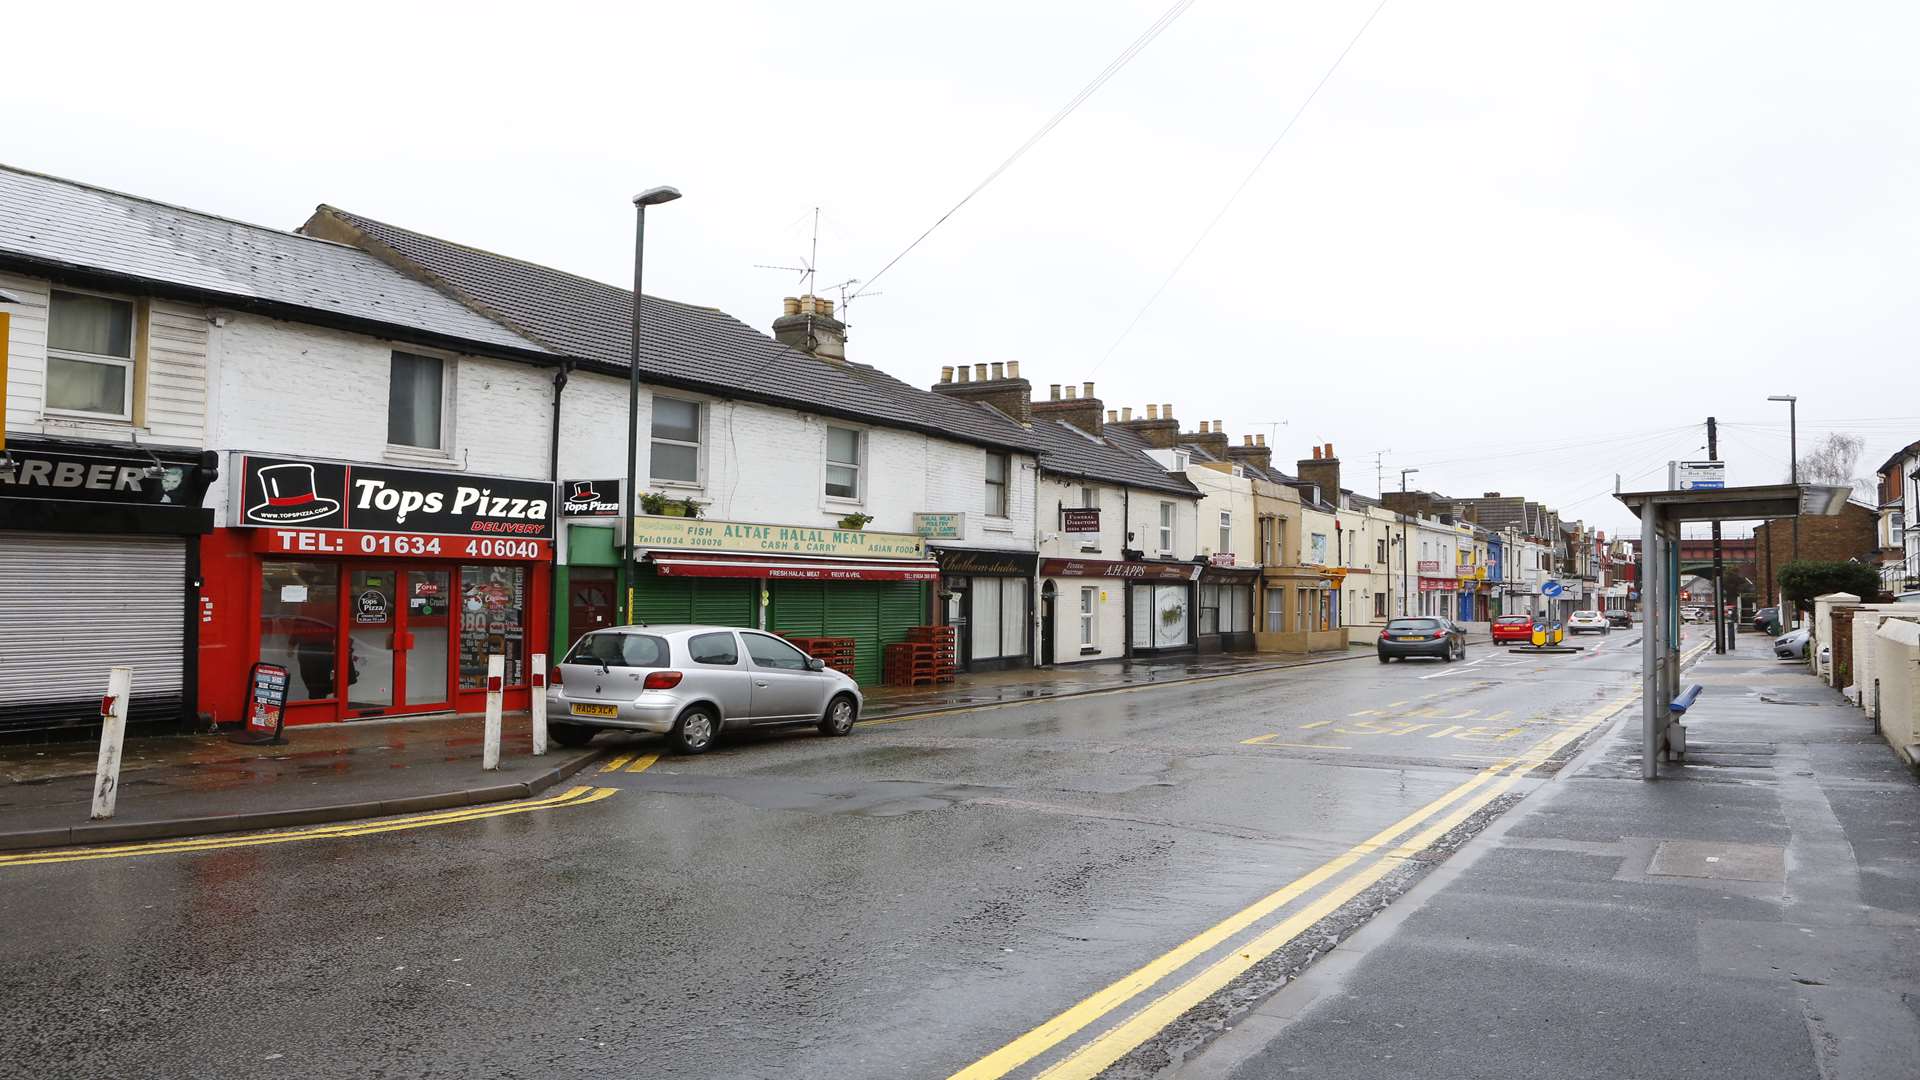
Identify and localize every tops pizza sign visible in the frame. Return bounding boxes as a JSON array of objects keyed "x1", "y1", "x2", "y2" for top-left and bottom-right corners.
[{"x1": 237, "y1": 456, "x2": 555, "y2": 540}]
